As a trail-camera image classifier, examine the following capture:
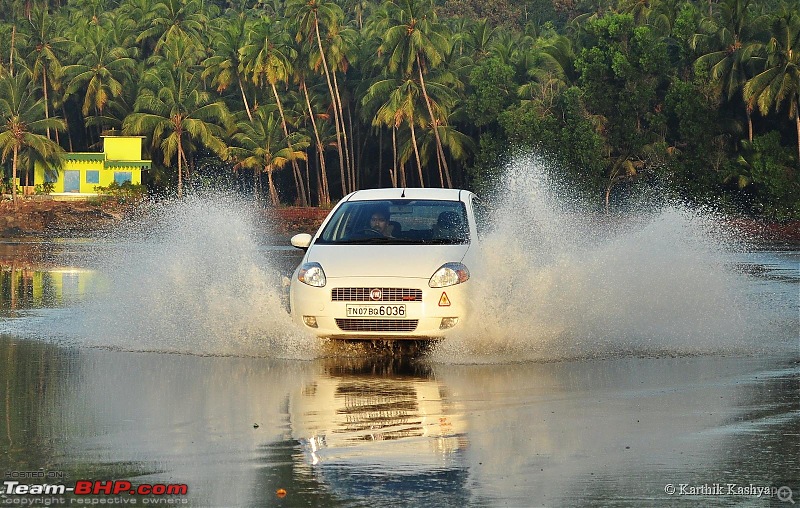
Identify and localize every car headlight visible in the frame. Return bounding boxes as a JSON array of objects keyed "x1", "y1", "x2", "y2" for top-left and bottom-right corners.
[
  {"x1": 429, "y1": 262, "x2": 470, "y2": 288},
  {"x1": 298, "y1": 262, "x2": 327, "y2": 287}
]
